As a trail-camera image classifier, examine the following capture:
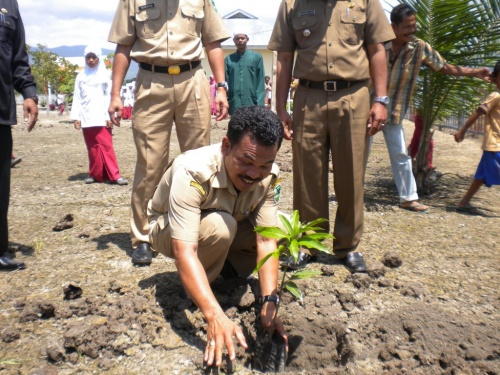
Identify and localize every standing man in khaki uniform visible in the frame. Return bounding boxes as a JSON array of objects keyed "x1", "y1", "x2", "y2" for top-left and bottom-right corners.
[
  {"x1": 148, "y1": 106, "x2": 287, "y2": 367},
  {"x1": 268, "y1": 0, "x2": 394, "y2": 272},
  {"x1": 108, "y1": 0, "x2": 231, "y2": 266}
]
